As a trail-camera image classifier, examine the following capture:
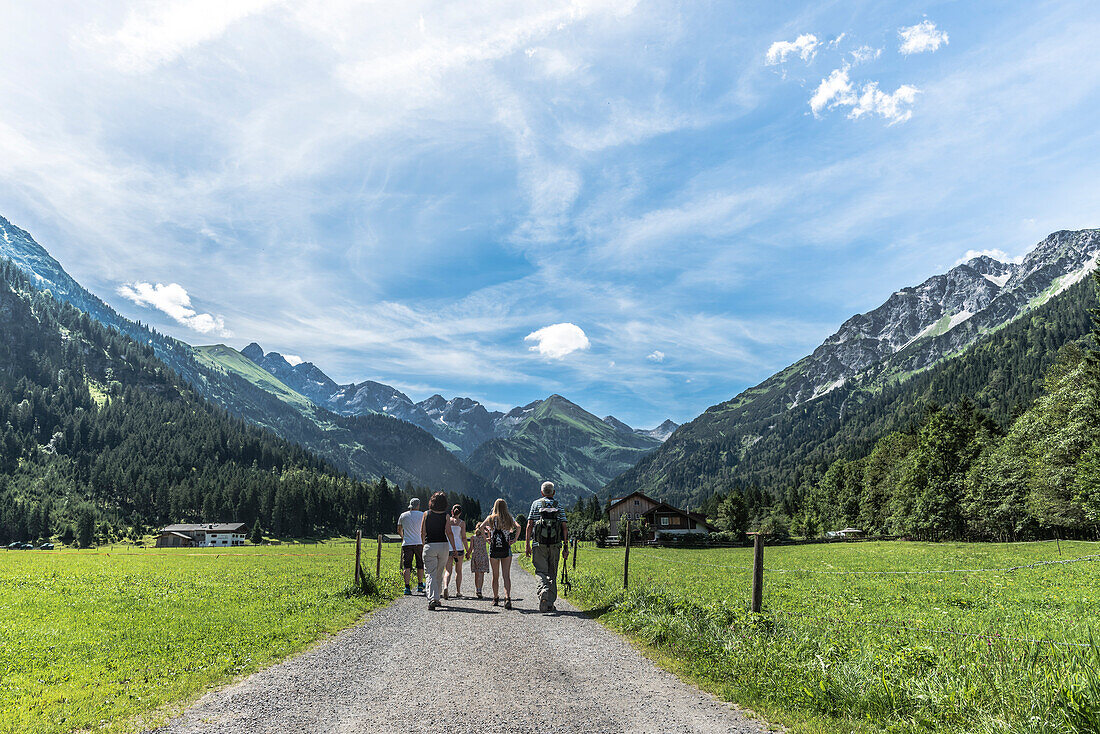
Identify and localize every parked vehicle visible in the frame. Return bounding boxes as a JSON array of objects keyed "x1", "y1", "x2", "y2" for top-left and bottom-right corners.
[
  {"x1": 20, "y1": 543, "x2": 34, "y2": 550},
  {"x1": 38, "y1": 543, "x2": 54, "y2": 550},
  {"x1": 6, "y1": 542, "x2": 21, "y2": 550}
]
